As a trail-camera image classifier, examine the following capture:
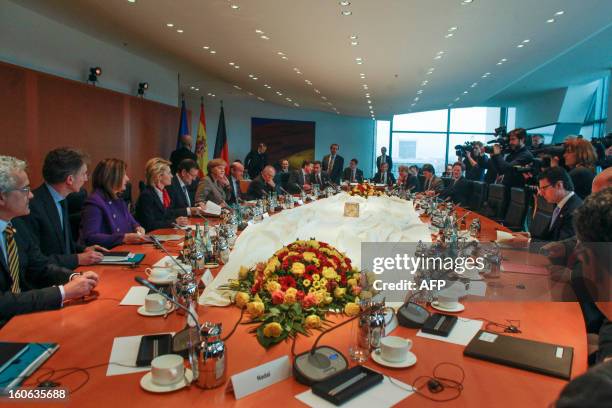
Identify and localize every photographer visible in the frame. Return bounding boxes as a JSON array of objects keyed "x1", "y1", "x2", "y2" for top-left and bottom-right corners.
[
  {"x1": 551, "y1": 137, "x2": 597, "y2": 199},
  {"x1": 490, "y1": 128, "x2": 534, "y2": 188},
  {"x1": 462, "y1": 141, "x2": 489, "y2": 181},
  {"x1": 529, "y1": 134, "x2": 545, "y2": 151}
]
